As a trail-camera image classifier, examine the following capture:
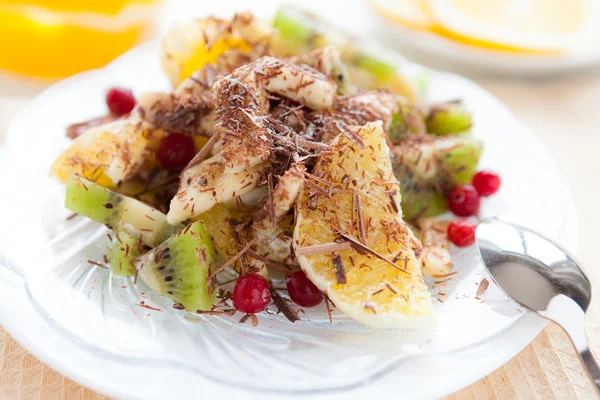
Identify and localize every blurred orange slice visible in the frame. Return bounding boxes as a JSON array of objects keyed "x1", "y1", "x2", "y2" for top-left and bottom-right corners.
[
  {"x1": 0, "y1": 0, "x2": 158, "y2": 14},
  {"x1": 429, "y1": 0, "x2": 591, "y2": 53},
  {"x1": 0, "y1": 0, "x2": 160, "y2": 78},
  {"x1": 369, "y1": 0, "x2": 434, "y2": 31}
]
